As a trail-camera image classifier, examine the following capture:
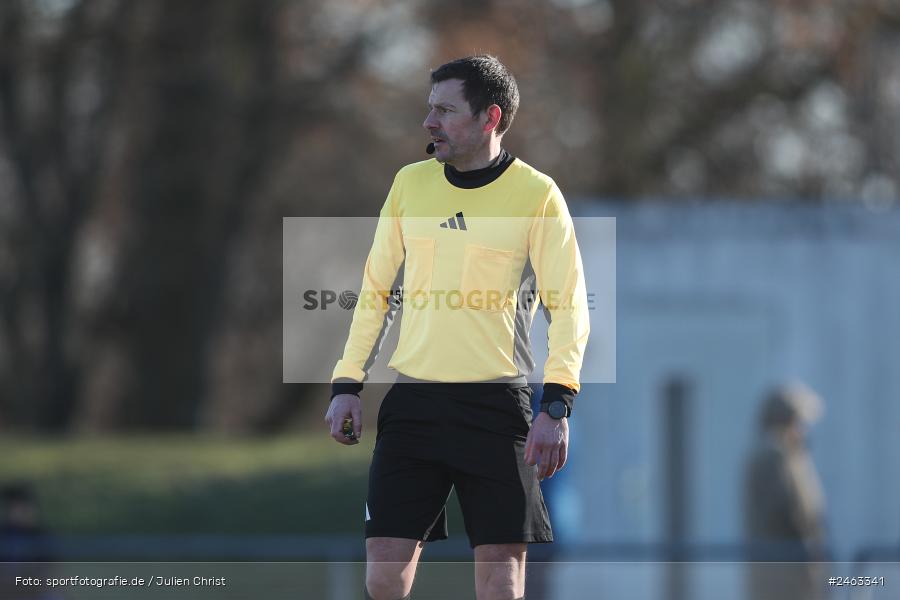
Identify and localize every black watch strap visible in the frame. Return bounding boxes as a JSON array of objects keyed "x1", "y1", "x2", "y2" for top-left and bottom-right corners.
[
  {"x1": 541, "y1": 400, "x2": 568, "y2": 419},
  {"x1": 540, "y1": 383, "x2": 576, "y2": 417}
]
